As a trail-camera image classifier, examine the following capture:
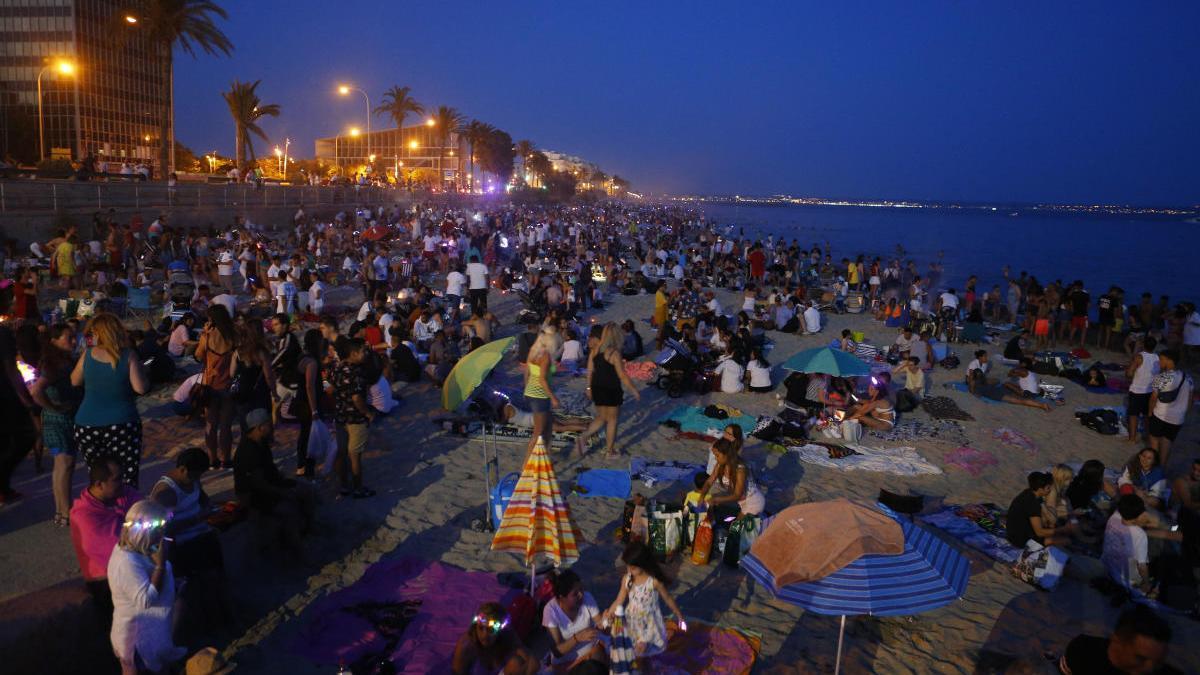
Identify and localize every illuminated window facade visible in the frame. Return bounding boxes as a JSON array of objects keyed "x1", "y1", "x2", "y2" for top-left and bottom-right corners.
[
  {"x1": 315, "y1": 123, "x2": 463, "y2": 181},
  {"x1": 0, "y1": 0, "x2": 169, "y2": 170}
]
